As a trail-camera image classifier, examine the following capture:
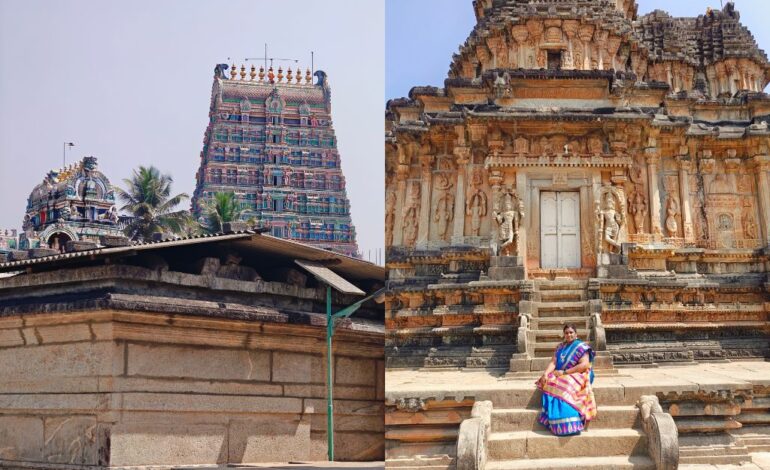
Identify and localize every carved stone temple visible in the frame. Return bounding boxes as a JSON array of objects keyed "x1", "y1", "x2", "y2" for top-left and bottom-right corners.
[
  {"x1": 385, "y1": 1, "x2": 770, "y2": 468},
  {"x1": 191, "y1": 63, "x2": 359, "y2": 257}
]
